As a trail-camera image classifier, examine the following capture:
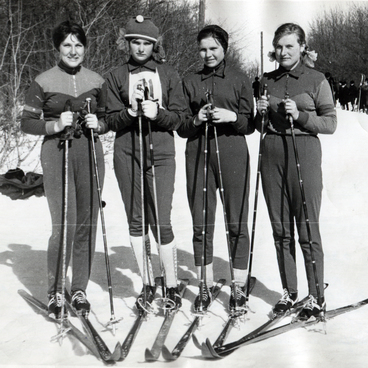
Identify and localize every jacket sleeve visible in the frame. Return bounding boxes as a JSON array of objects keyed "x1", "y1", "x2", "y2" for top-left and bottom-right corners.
[
  {"x1": 230, "y1": 77, "x2": 255, "y2": 135},
  {"x1": 96, "y1": 81, "x2": 109, "y2": 135},
  {"x1": 21, "y1": 81, "x2": 48, "y2": 136},
  {"x1": 176, "y1": 78, "x2": 201, "y2": 139},
  {"x1": 153, "y1": 67, "x2": 187, "y2": 131},
  {"x1": 295, "y1": 78, "x2": 337, "y2": 134}
]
